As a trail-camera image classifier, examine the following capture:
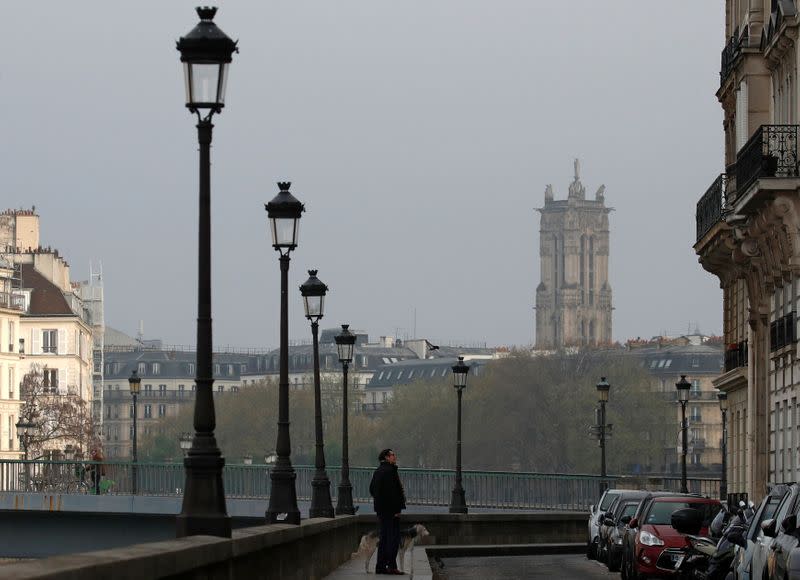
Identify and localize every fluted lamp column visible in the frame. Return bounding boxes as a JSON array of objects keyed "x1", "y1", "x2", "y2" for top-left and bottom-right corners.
[
  {"x1": 175, "y1": 5, "x2": 238, "y2": 539},
  {"x1": 335, "y1": 324, "x2": 357, "y2": 515},
  {"x1": 449, "y1": 356, "x2": 469, "y2": 514},
  {"x1": 300, "y1": 270, "x2": 335, "y2": 518},
  {"x1": 265, "y1": 182, "x2": 305, "y2": 525}
]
